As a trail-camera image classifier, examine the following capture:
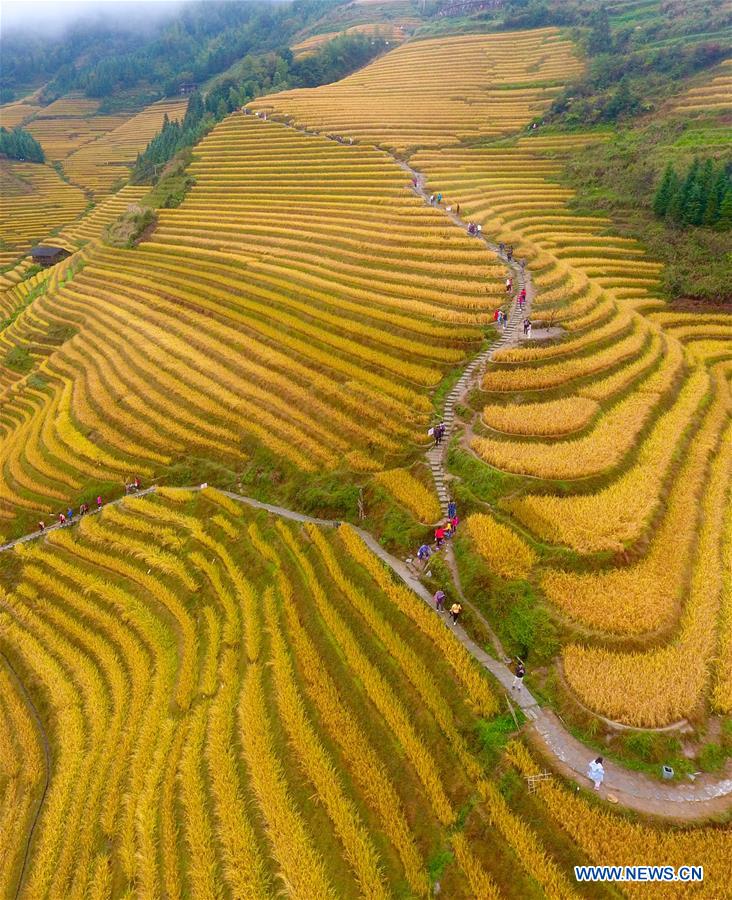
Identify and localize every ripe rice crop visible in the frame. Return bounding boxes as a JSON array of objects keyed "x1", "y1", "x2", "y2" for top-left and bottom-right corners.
[
  {"x1": 63, "y1": 99, "x2": 187, "y2": 195},
  {"x1": 507, "y1": 741, "x2": 732, "y2": 898},
  {"x1": 465, "y1": 512, "x2": 536, "y2": 580},
  {"x1": 0, "y1": 114, "x2": 500, "y2": 531},
  {"x1": 0, "y1": 490, "x2": 536, "y2": 895},
  {"x1": 374, "y1": 467, "x2": 442, "y2": 522},
  {"x1": 251, "y1": 28, "x2": 583, "y2": 151},
  {"x1": 482, "y1": 396, "x2": 599, "y2": 436}
]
